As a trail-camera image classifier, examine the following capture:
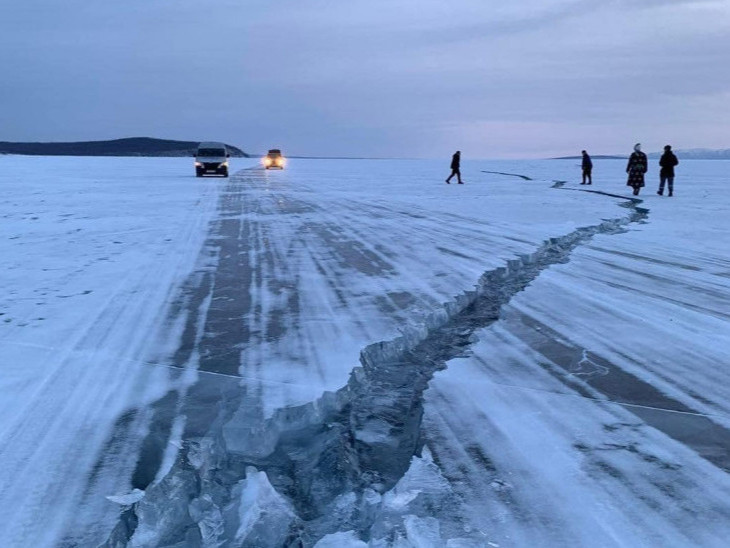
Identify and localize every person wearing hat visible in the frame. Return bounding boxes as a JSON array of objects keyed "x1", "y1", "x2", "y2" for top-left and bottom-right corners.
[
  {"x1": 580, "y1": 150, "x2": 593, "y2": 185},
  {"x1": 658, "y1": 145, "x2": 679, "y2": 197},
  {"x1": 626, "y1": 143, "x2": 647, "y2": 196}
]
